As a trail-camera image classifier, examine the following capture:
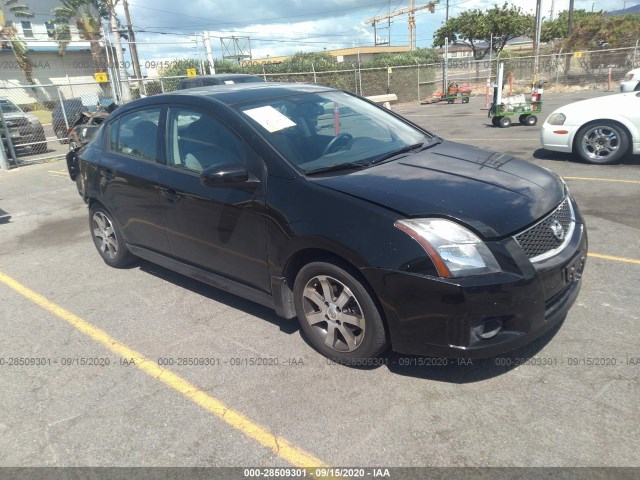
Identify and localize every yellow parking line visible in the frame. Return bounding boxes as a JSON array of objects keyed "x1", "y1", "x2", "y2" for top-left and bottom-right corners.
[
  {"x1": 588, "y1": 253, "x2": 640, "y2": 265},
  {"x1": 563, "y1": 176, "x2": 640, "y2": 185},
  {"x1": 0, "y1": 271, "x2": 328, "y2": 468},
  {"x1": 447, "y1": 138, "x2": 534, "y2": 141},
  {"x1": 48, "y1": 170, "x2": 68, "y2": 176}
]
